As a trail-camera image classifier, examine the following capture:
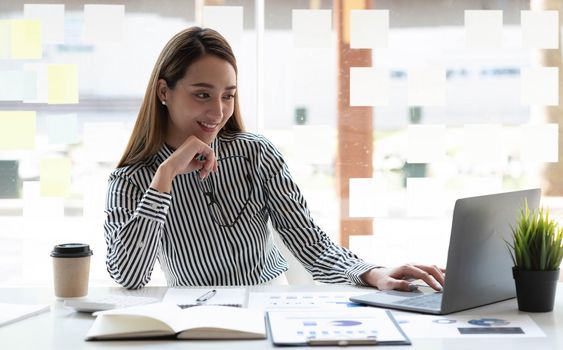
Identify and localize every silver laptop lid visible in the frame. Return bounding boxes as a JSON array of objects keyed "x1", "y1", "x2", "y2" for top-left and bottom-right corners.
[{"x1": 440, "y1": 188, "x2": 541, "y2": 314}]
